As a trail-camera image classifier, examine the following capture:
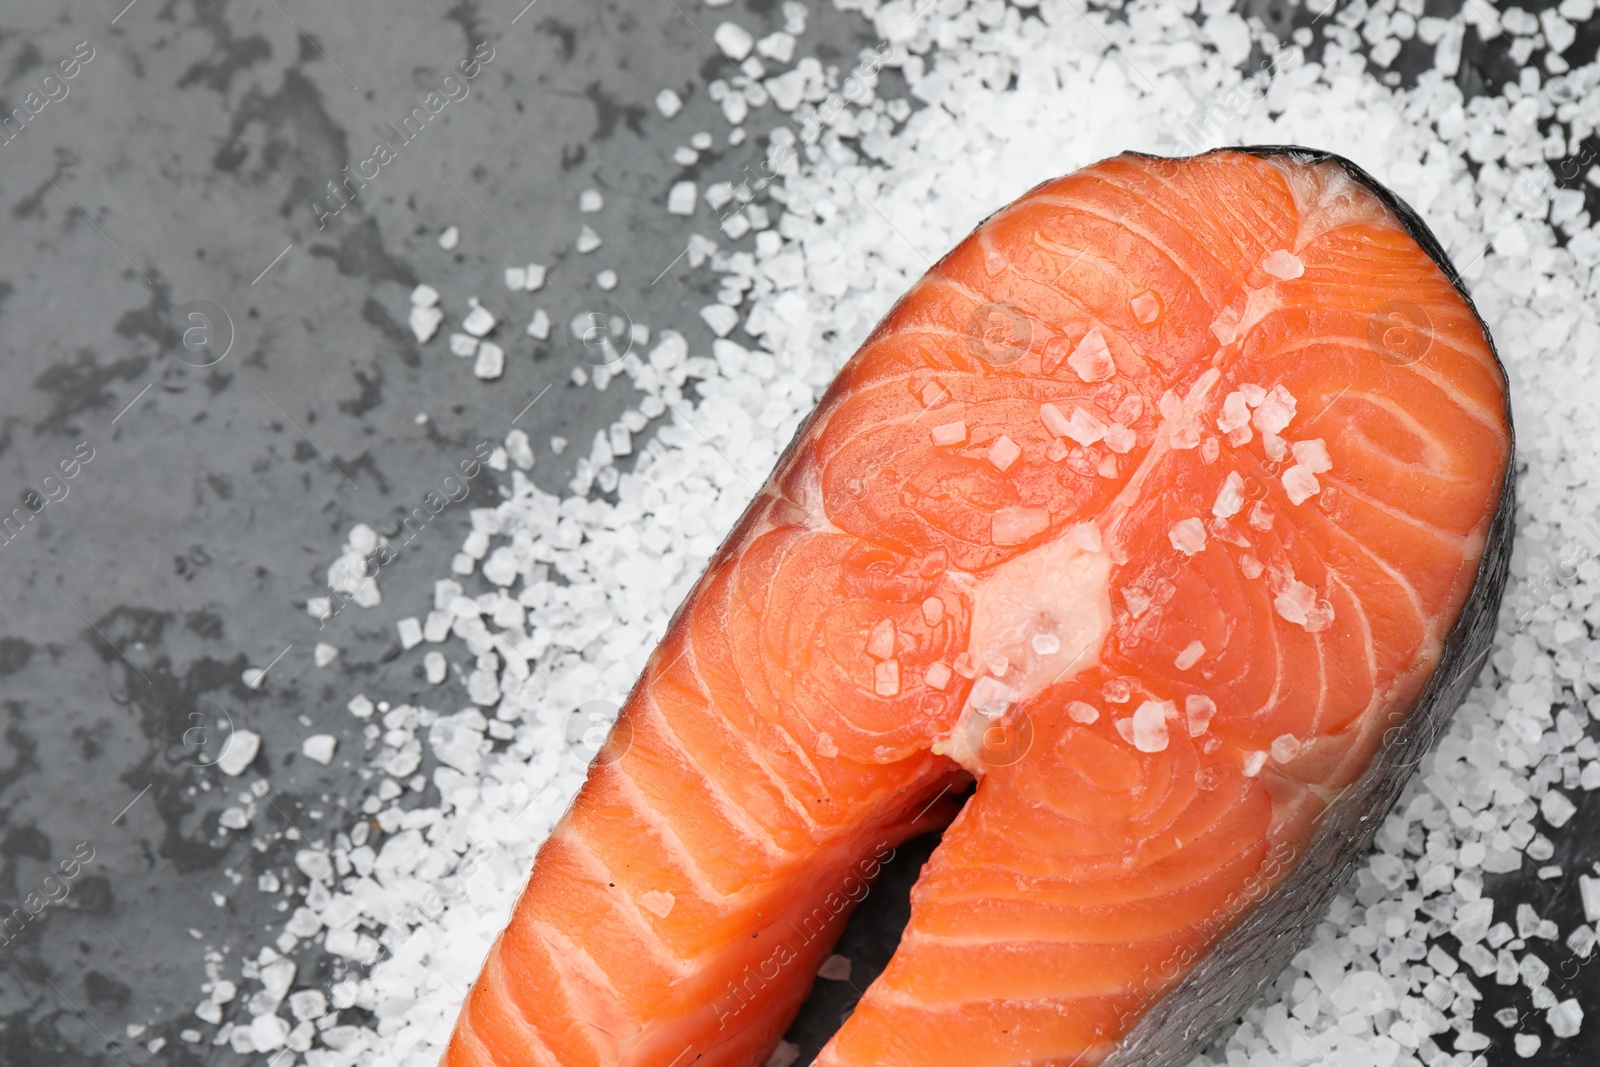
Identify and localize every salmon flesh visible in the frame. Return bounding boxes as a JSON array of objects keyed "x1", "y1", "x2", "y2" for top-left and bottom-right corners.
[{"x1": 444, "y1": 148, "x2": 1514, "y2": 1067}]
